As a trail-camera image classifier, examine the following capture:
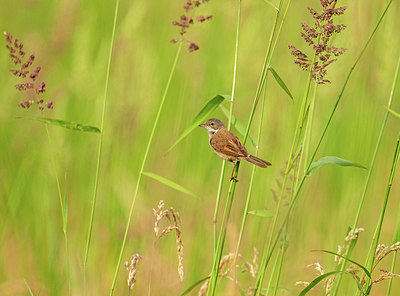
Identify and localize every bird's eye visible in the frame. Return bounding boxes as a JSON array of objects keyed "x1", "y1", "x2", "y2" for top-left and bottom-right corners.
[{"x1": 210, "y1": 122, "x2": 214, "y2": 126}]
